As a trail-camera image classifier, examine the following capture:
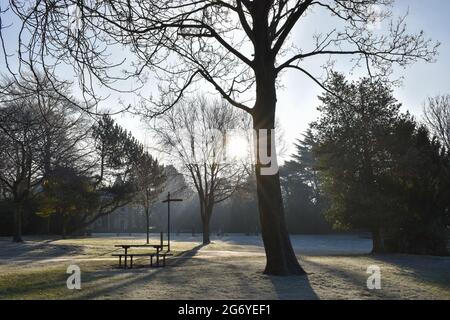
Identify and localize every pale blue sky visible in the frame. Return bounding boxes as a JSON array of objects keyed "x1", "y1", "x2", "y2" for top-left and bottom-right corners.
[
  {"x1": 1, "y1": 1, "x2": 449, "y2": 161},
  {"x1": 277, "y1": 0, "x2": 450, "y2": 158}
]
